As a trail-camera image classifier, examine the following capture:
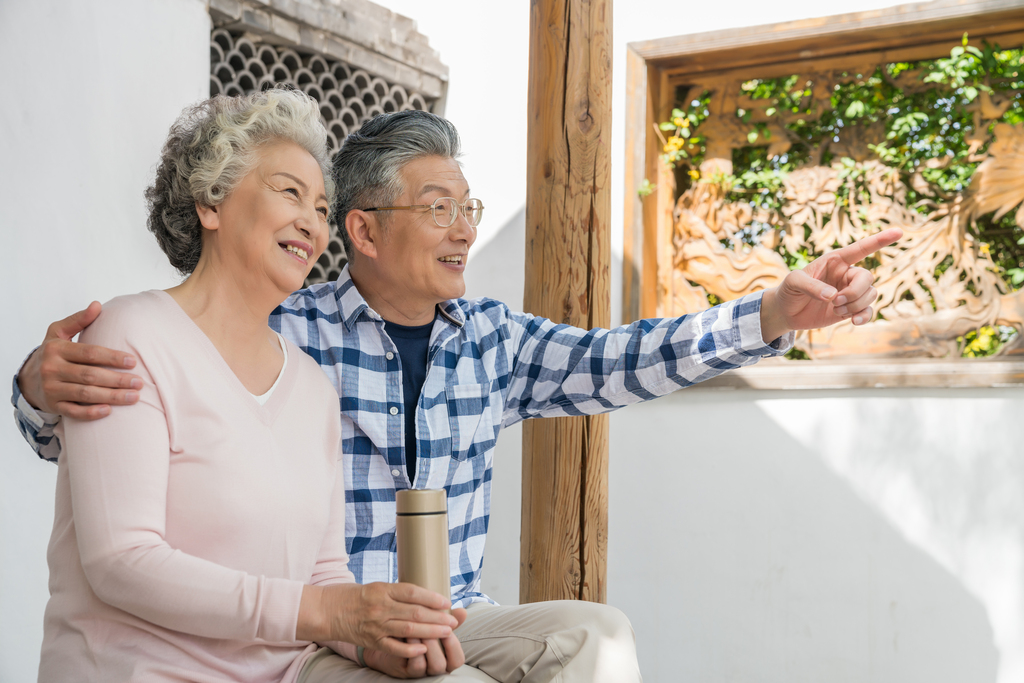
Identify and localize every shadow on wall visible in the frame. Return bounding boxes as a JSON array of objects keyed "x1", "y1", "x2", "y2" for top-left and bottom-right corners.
[
  {"x1": 760, "y1": 393, "x2": 1024, "y2": 683},
  {"x1": 463, "y1": 206, "x2": 526, "y2": 306},
  {"x1": 608, "y1": 390, "x2": 1000, "y2": 683},
  {"x1": 462, "y1": 206, "x2": 524, "y2": 606}
]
